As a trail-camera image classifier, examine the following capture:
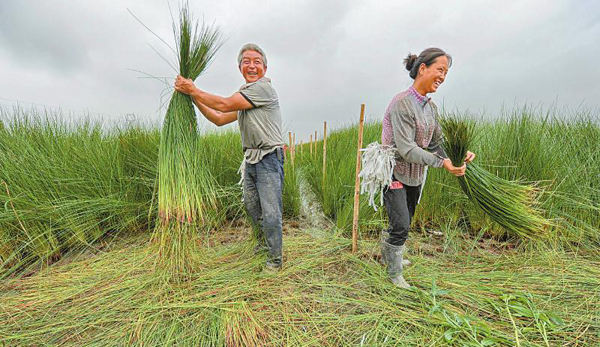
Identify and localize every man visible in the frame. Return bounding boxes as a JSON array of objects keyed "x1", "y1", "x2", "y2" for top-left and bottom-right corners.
[{"x1": 174, "y1": 43, "x2": 285, "y2": 272}]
